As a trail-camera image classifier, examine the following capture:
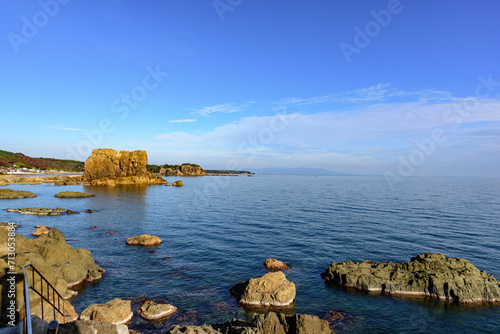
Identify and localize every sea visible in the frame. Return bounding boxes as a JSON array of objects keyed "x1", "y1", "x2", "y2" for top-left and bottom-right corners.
[{"x1": 1, "y1": 175, "x2": 499, "y2": 333}]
